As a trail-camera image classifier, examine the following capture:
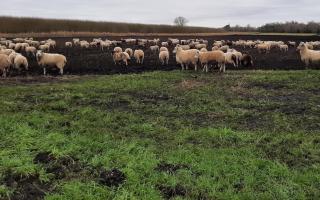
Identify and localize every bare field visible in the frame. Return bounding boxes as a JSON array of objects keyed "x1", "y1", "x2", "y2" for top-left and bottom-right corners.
[{"x1": 5, "y1": 34, "x2": 318, "y2": 76}]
